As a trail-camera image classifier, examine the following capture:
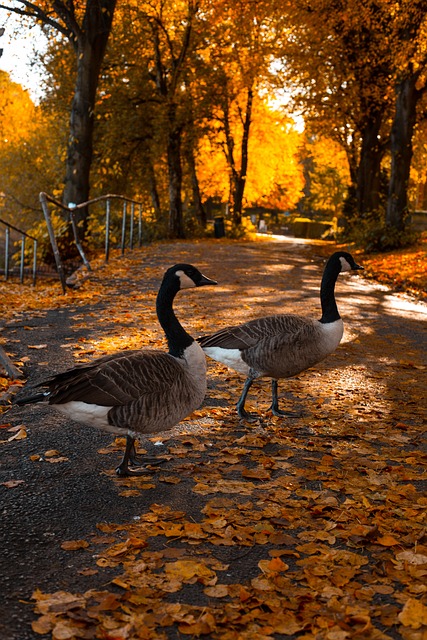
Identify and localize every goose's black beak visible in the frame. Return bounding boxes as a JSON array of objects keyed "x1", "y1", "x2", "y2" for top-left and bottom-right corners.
[
  {"x1": 353, "y1": 263, "x2": 364, "y2": 271},
  {"x1": 198, "y1": 274, "x2": 218, "y2": 286}
]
